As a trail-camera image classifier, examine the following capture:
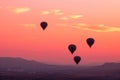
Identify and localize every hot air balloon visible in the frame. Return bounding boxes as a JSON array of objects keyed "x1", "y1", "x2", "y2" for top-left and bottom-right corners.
[
  {"x1": 86, "y1": 38, "x2": 95, "y2": 48},
  {"x1": 74, "y1": 56, "x2": 81, "y2": 64},
  {"x1": 68, "y1": 44, "x2": 76, "y2": 54},
  {"x1": 40, "y1": 21, "x2": 48, "y2": 30}
]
